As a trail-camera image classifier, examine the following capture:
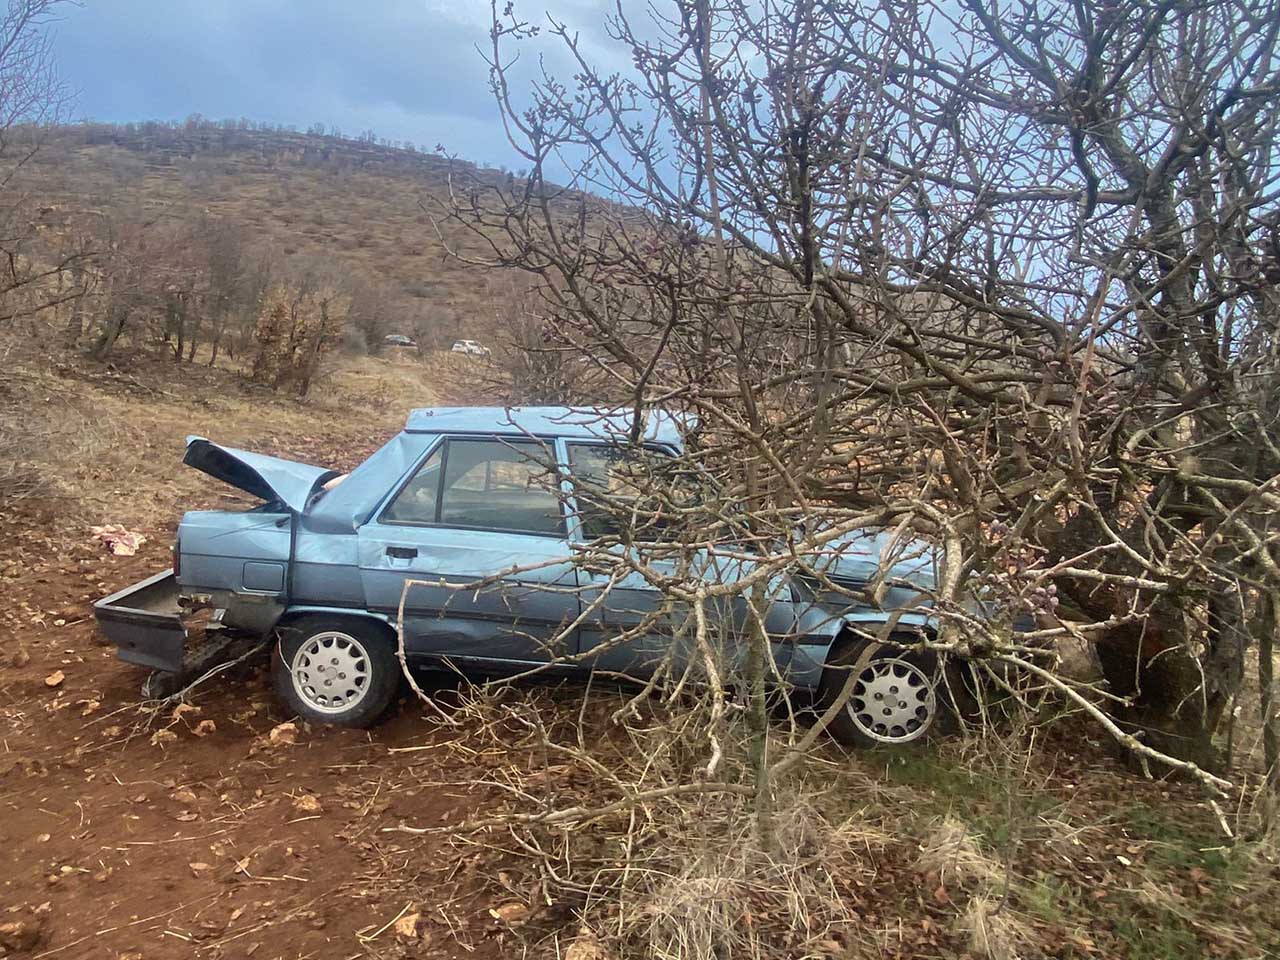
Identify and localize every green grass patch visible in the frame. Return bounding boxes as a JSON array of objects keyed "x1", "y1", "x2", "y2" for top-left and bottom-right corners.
[
  {"x1": 1021, "y1": 874, "x2": 1083, "y2": 926},
  {"x1": 1111, "y1": 910, "x2": 1200, "y2": 960},
  {"x1": 871, "y1": 746, "x2": 999, "y2": 799},
  {"x1": 869, "y1": 746, "x2": 1057, "y2": 849},
  {"x1": 1119, "y1": 805, "x2": 1242, "y2": 879}
]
